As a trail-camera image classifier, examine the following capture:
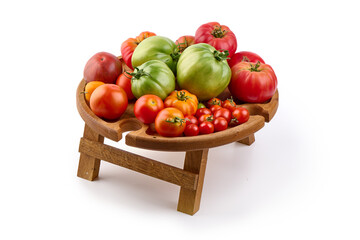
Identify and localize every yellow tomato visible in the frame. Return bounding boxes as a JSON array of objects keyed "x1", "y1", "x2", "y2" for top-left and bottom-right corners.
[{"x1": 83, "y1": 81, "x2": 104, "y2": 102}]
